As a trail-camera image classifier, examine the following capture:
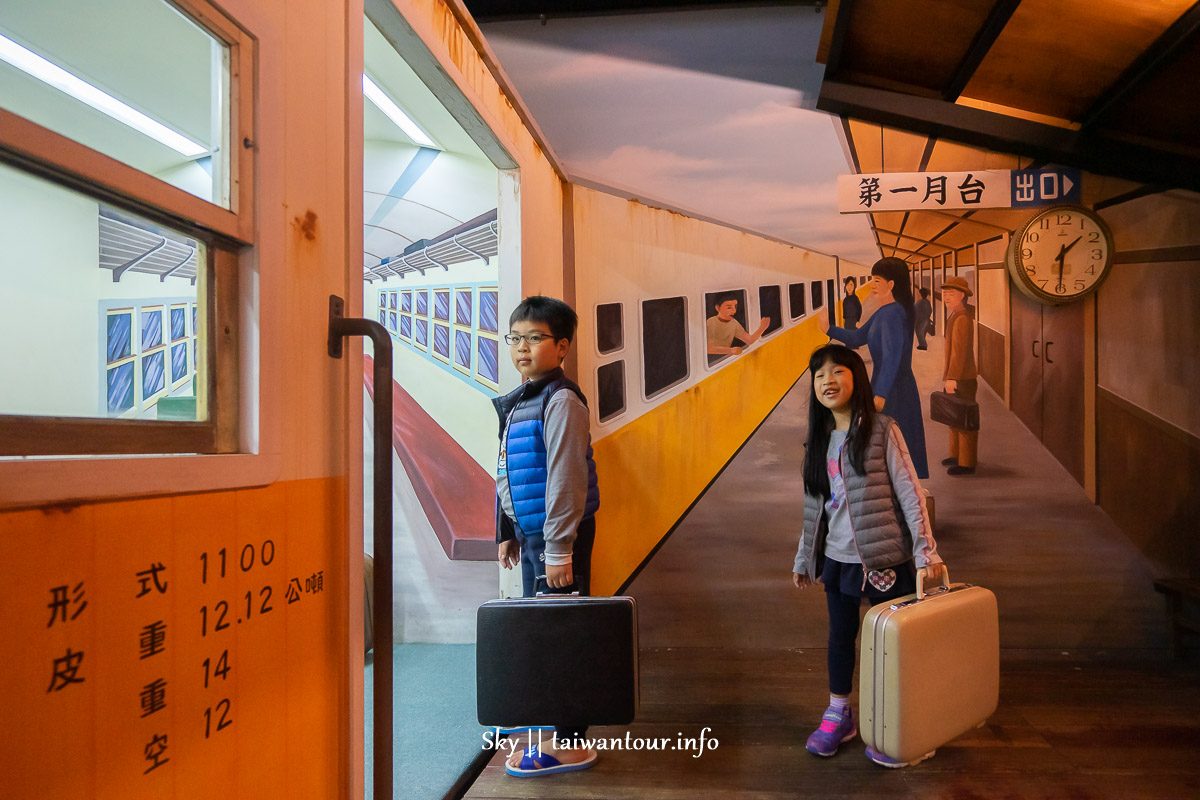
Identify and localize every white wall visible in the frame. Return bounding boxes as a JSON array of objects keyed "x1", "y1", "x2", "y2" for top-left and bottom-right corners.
[{"x1": 0, "y1": 163, "x2": 197, "y2": 417}]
